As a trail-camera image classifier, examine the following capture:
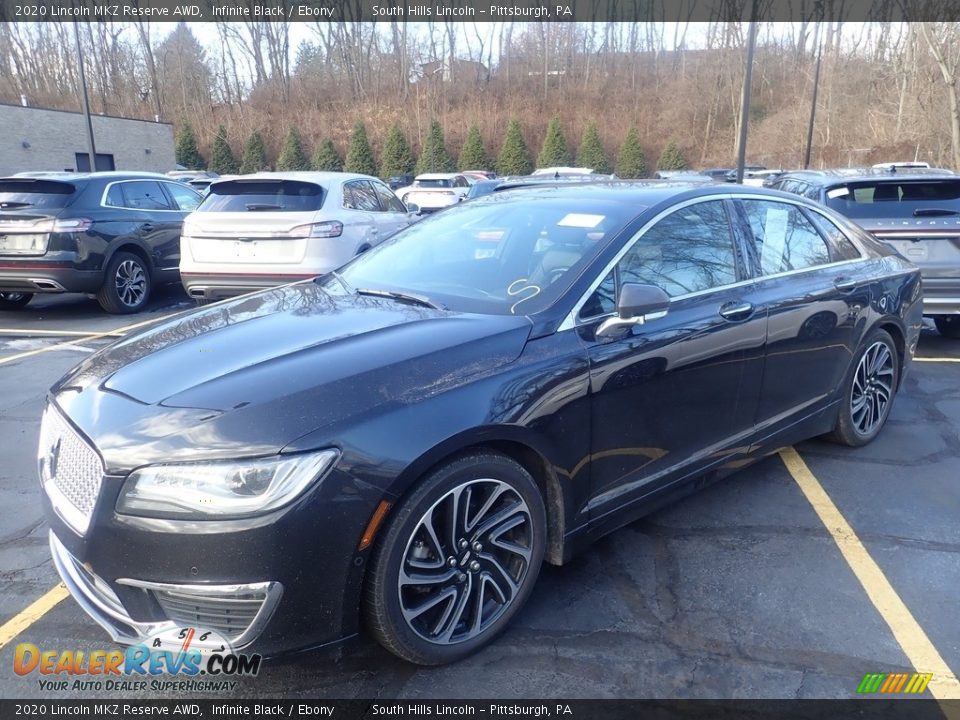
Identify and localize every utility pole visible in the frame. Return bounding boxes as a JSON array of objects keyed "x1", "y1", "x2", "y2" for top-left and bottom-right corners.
[
  {"x1": 804, "y1": 24, "x2": 824, "y2": 169},
  {"x1": 735, "y1": 8, "x2": 759, "y2": 184},
  {"x1": 73, "y1": 20, "x2": 98, "y2": 172}
]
